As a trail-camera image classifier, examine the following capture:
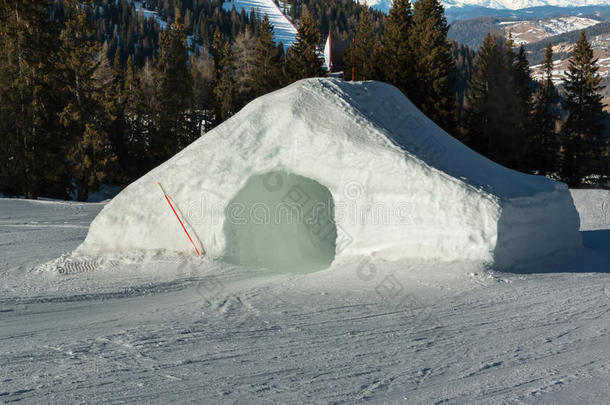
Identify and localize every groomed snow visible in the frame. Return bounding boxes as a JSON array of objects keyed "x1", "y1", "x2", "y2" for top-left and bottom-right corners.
[
  {"x1": 222, "y1": 0, "x2": 297, "y2": 48},
  {"x1": 75, "y1": 79, "x2": 581, "y2": 270},
  {"x1": 0, "y1": 190, "x2": 608, "y2": 403}
]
